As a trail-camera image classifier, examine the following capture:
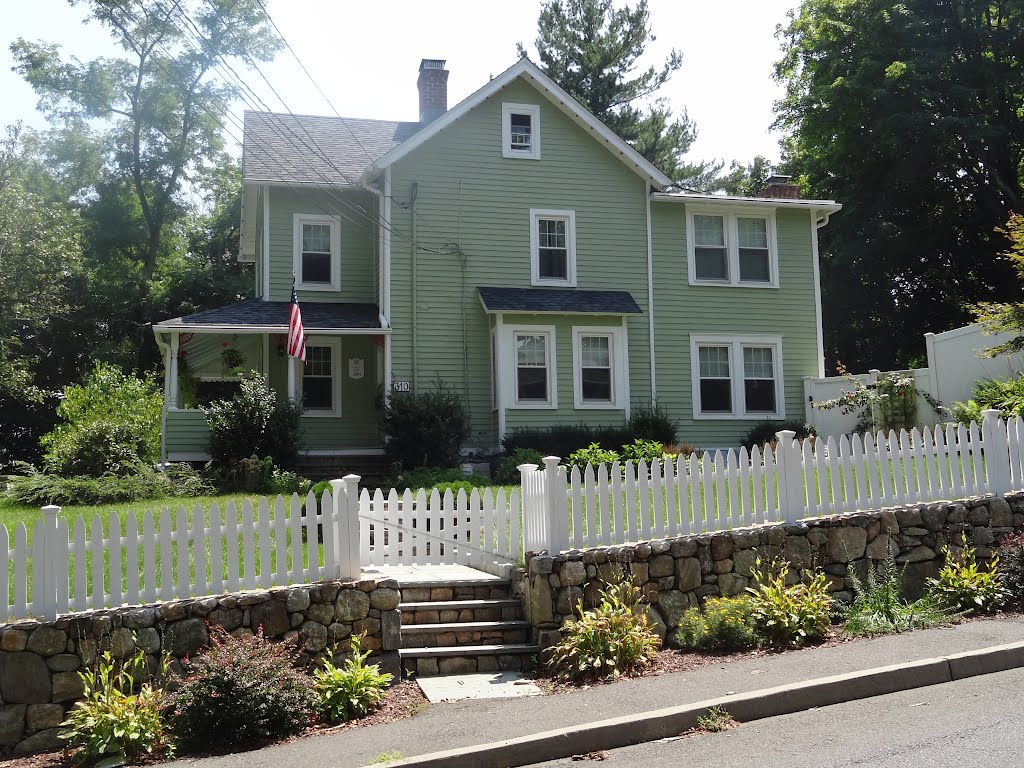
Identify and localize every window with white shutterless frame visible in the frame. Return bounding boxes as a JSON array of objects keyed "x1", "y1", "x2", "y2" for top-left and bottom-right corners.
[
  {"x1": 301, "y1": 337, "x2": 342, "y2": 417},
  {"x1": 530, "y1": 209, "x2": 576, "y2": 287},
  {"x1": 503, "y1": 326, "x2": 557, "y2": 409},
  {"x1": 572, "y1": 326, "x2": 627, "y2": 409},
  {"x1": 686, "y1": 206, "x2": 778, "y2": 288},
  {"x1": 502, "y1": 103, "x2": 541, "y2": 159},
  {"x1": 293, "y1": 213, "x2": 341, "y2": 291},
  {"x1": 689, "y1": 334, "x2": 785, "y2": 420}
]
